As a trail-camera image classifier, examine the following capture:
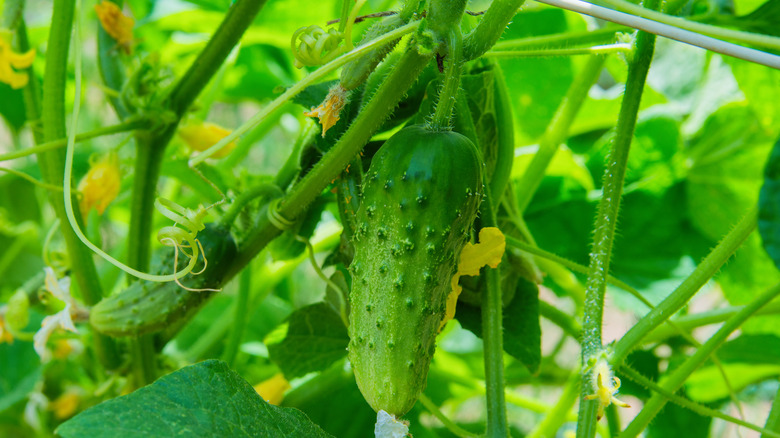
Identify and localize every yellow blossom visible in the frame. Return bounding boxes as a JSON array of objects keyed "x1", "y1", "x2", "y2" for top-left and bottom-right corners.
[
  {"x1": 94, "y1": 0, "x2": 135, "y2": 54},
  {"x1": 254, "y1": 373, "x2": 290, "y2": 405},
  {"x1": 50, "y1": 390, "x2": 80, "y2": 419},
  {"x1": 0, "y1": 38, "x2": 36, "y2": 89},
  {"x1": 440, "y1": 227, "x2": 506, "y2": 330},
  {"x1": 584, "y1": 357, "x2": 630, "y2": 420},
  {"x1": 178, "y1": 122, "x2": 237, "y2": 159},
  {"x1": 304, "y1": 84, "x2": 349, "y2": 137},
  {"x1": 78, "y1": 152, "x2": 121, "y2": 217},
  {"x1": 0, "y1": 314, "x2": 14, "y2": 344}
]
